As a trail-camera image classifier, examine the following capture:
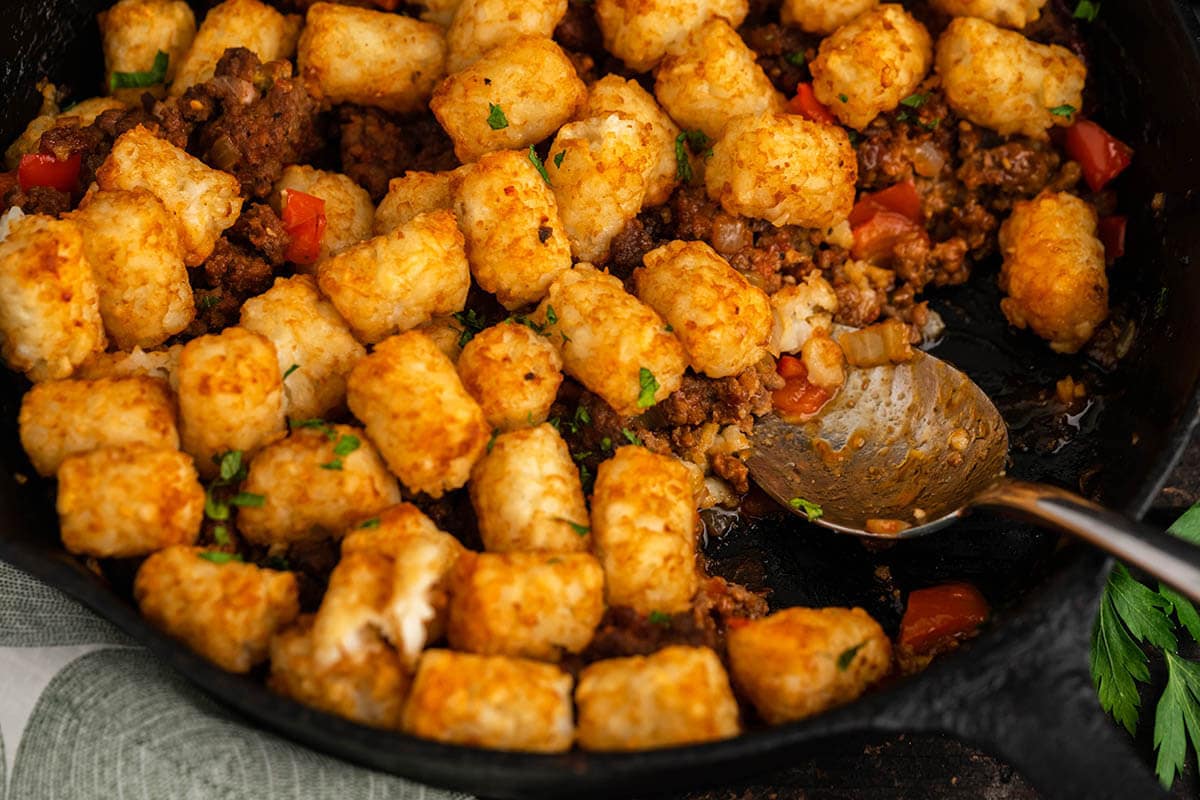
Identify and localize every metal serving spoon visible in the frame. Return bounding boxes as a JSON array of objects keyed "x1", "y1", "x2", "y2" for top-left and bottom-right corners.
[{"x1": 746, "y1": 344, "x2": 1200, "y2": 604}]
